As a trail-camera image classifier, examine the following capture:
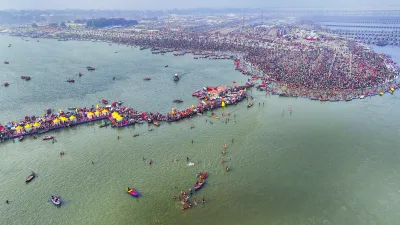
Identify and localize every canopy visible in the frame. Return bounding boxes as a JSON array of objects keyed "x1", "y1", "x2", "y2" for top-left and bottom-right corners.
[
  {"x1": 25, "y1": 123, "x2": 32, "y2": 129},
  {"x1": 60, "y1": 117, "x2": 68, "y2": 122},
  {"x1": 53, "y1": 118, "x2": 60, "y2": 123},
  {"x1": 69, "y1": 115, "x2": 76, "y2": 120},
  {"x1": 87, "y1": 112, "x2": 94, "y2": 116},
  {"x1": 95, "y1": 111, "x2": 100, "y2": 115},
  {"x1": 16, "y1": 126, "x2": 23, "y2": 131},
  {"x1": 102, "y1": 109, "x2": 108, "y2": 113},
  {"x1": 33, "y1": 122, "x2": 41, "y2": 127},
  {"x1": 115, "y1": 116, "x2": 123, "y2": 122}
]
